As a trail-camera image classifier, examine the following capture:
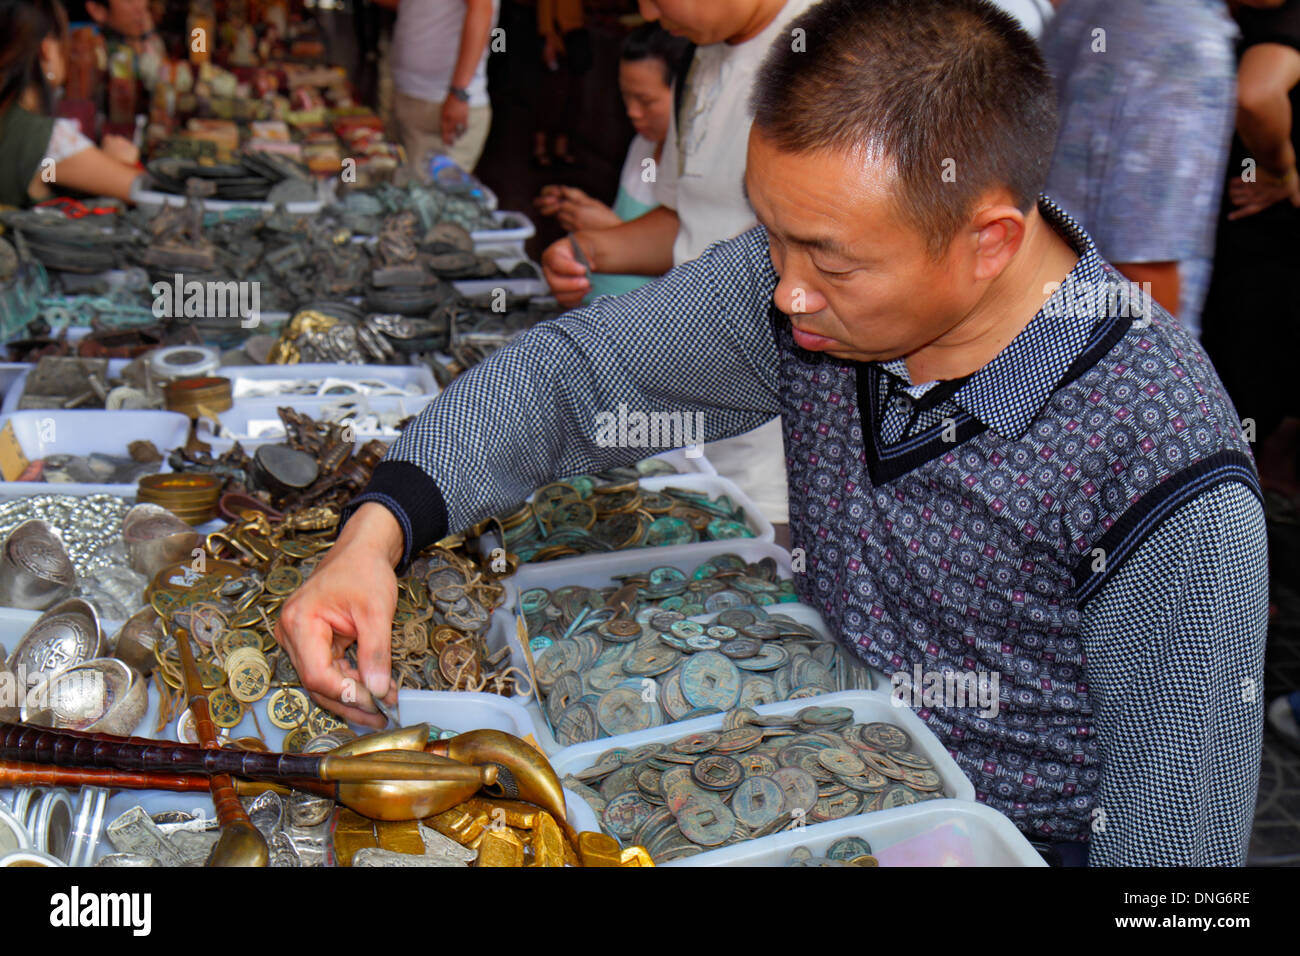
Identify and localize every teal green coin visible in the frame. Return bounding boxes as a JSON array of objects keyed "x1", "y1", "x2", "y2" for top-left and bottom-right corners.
[
  {"x1": 706, "y1": 518, "x2": 755, "y2": 540},
  {"x1": 645, "y1": 516, "x2": 696, "y2": 547}
]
